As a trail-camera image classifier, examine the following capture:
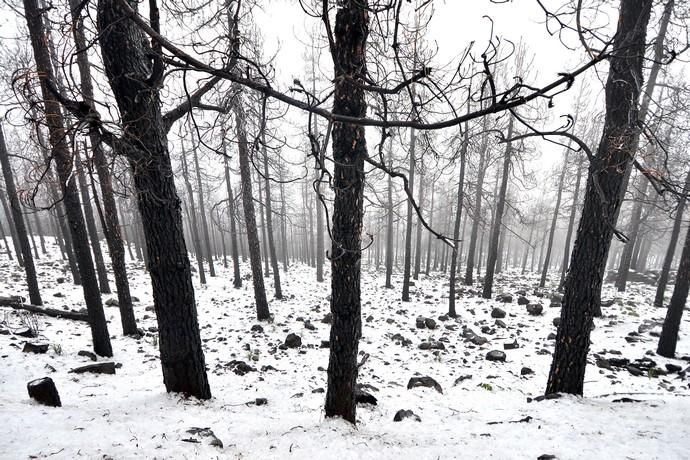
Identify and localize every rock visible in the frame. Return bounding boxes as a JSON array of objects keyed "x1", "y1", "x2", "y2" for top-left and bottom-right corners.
[
  {"x1": 250, "y1": 324, "x2": 264, "y2": 333},
  {"x1": 415, "y1": 317, "x2": 426, "y2": 329},
  {"x1": 15, "y1": 327, "x2": 36, "y2": 338},
  {"x1": 503, "y1": 340, "x2": 519, "y2": 350},
  {"x1": 526, "y1": 304, "x2": 543, "y2": 316},
  {"x1": 537, "y1": 455, "x2": 558, "y2": 460},
  {"x1": 284, "y1": 333, "x2": 302, "y2": 348},
  {"x1": 185, "y1": 427, "x2": 223, "y2": 448},
  {"x1": 491, "y1": 308, "x2": 506, "y2": 319},
  {"x1": 666, "y1": 363, "x2": 682, "y2": 373},
  {"x1": 105, "y1": 298, "x2": 119, "y2": 307},
  {"x1": 547, "y1": 333, "x2": 556, "y2": 340},
  {"x1": 438, "y1": 314, "x2": 449, "y2": 322},
  {"x1": 470, "y1": 335, "x2": 488, "y2": 346},
  {"x1": 407, "y1": 376, "x2": 443, "y2": 394},
  {"x1": 521, "y1": 367, "x2": 534, "y2": 376},
  {"x1": 391, "y1": 333, "x2": 412, "y2": 347},
  {"x1": 626, "y1": 365, "x2": 644, "y2": 377},
  {"x1": 77, "y1": 350, "x2": 97, "y2": 361},
  {"x1": 454, "y1": 375, "x2": 472, "y2": 385},
  {"x1": 552, "y1": 317, "x2": 561, "y2": 328},
  {"x1": 497, "y1": 294, "x2": 513, "y2": 303},
  {"x1": 495, "y1": 319, "x2": 507, "y2": 328},
  {"x1": 69, "y1": 362, "x2": 116, "y2": 375},
  {"x1": 320, "y1": 340, "x2": 330, "y2": 349},
  {"x1": 393, "y1": 409, "x2": 421, "y2": 422},
  {"x1": 27, "y1": 377, "x2": 61, "y2": 407},
  {"x1": 486, "y1": 350, "x2": 506, "y2": 362},
  {"x1": 56, "y1": 277, "x2": 65, "y2": 284},
  {"x1": 419, "y1": 341, "x2": 445, "y2": 351},
  {"x1": 321, "y1": 313, "x2": 332, "y2": 324},
  {"x1": 517, "y1": 296, "x2": 529, "y2": 305},
  {"x1": 354, "y1": 388, "x2": 378, "y2": 406},
  {"x1": 304, "y1": 321, "x2": 316, "y2": 331},
  {"x1": 255, "y1": 397, "x2": 268, "y2": 406},
  {"x1": 424, "y1": 318, "x2": 437, "y2": 329},
  {"x1": 228, "y1": 360, "x2": 255, "y2": 376},
  {"x1": 22, "y1": 342, "x2": 49, "y2": 354}
]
